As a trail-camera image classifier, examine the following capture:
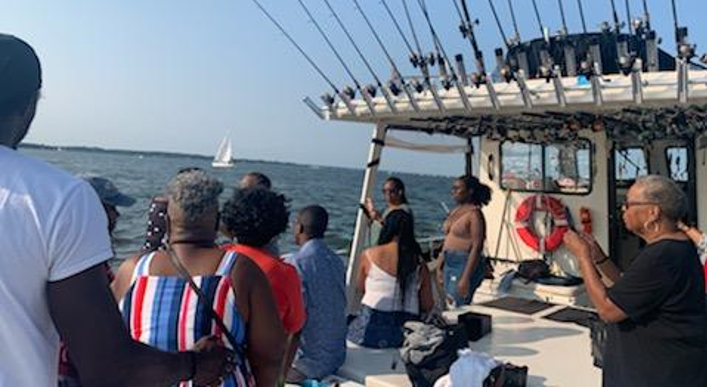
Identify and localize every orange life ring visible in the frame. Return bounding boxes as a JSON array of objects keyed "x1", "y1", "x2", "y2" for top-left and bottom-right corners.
[{"x1": 515, "y1": 195, "x2": 569, "y2": 252}]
